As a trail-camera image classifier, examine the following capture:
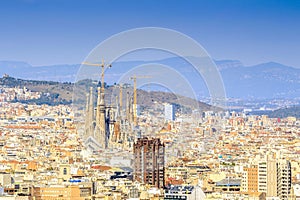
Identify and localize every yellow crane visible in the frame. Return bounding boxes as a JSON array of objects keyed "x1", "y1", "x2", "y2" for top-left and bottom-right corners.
[
  {"x1": 82, "y1": 59, "x2": 112, "y2": 92},
  {"x1": 130, "y1": 75, "x2": 151, "y2": 126}
]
